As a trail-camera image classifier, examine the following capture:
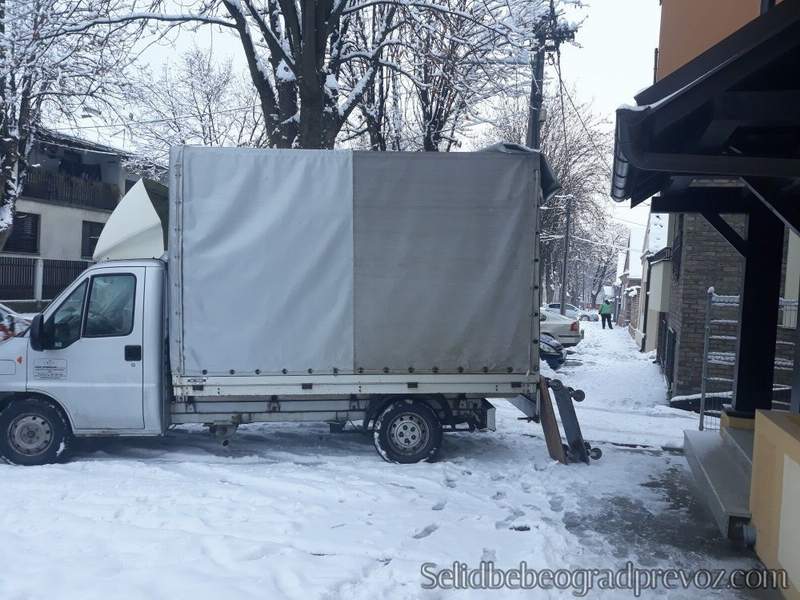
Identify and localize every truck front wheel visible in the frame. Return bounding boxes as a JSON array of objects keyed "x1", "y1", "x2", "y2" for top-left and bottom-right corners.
[
  {"x1": 373, "y1": 399, "x2": 442, "y2": 464},
  {"x1": 0, "y1": 399, "x2": 70, "y2": 466}
]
